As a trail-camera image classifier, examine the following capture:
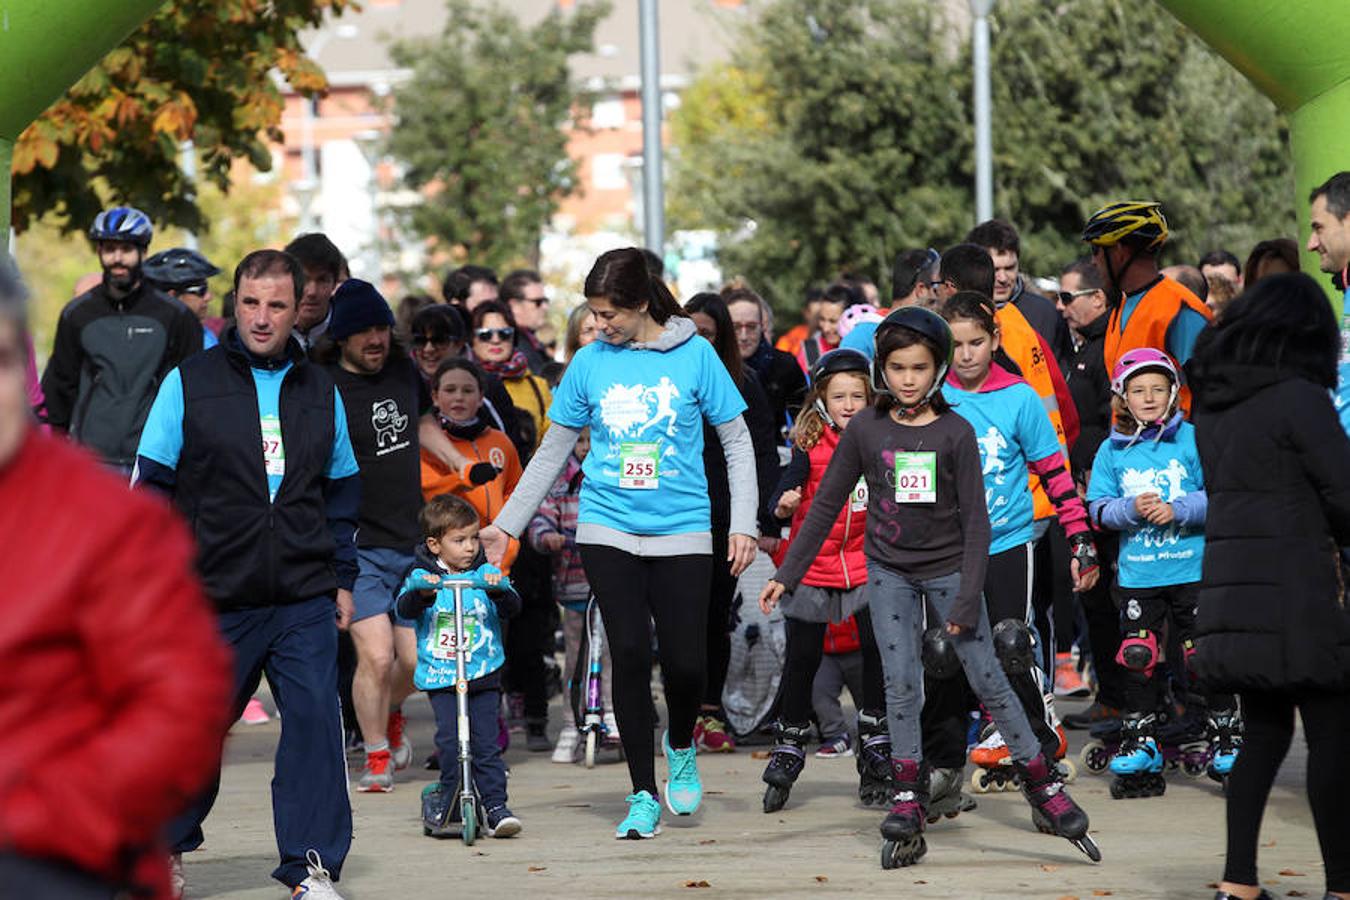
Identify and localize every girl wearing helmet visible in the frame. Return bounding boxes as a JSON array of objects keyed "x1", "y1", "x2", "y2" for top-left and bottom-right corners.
[
  {"x1": 760, "y1": 308, "x2": 1099, "y2": 868},
  {"x1": 757, "y1": 348, "x2": 887, "y2": 813},
  {"x1": 931, "y1": 292, "x2": 1099, "y2": 792},
  {"x1": 1085, "y1": 347, "x2": 1237, "y2": 798}
]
